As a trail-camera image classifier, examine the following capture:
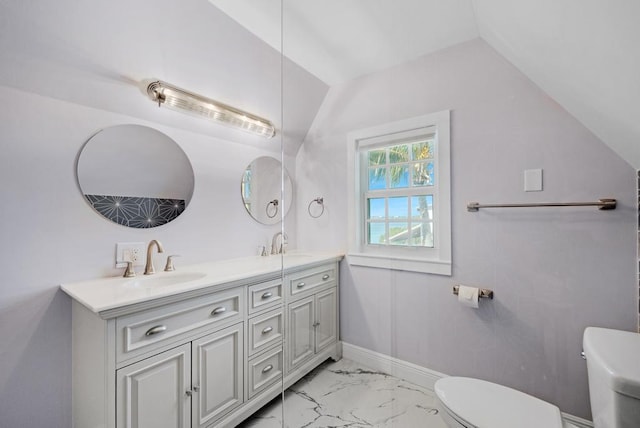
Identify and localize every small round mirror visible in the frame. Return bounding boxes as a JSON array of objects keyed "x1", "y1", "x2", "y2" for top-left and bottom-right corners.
[
  {"x1": 241, "y1": 156, "x2": 292, "y2": 225},
  {"x1": 77, "y1": 124, "x2": 195, "y2": 228}
]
